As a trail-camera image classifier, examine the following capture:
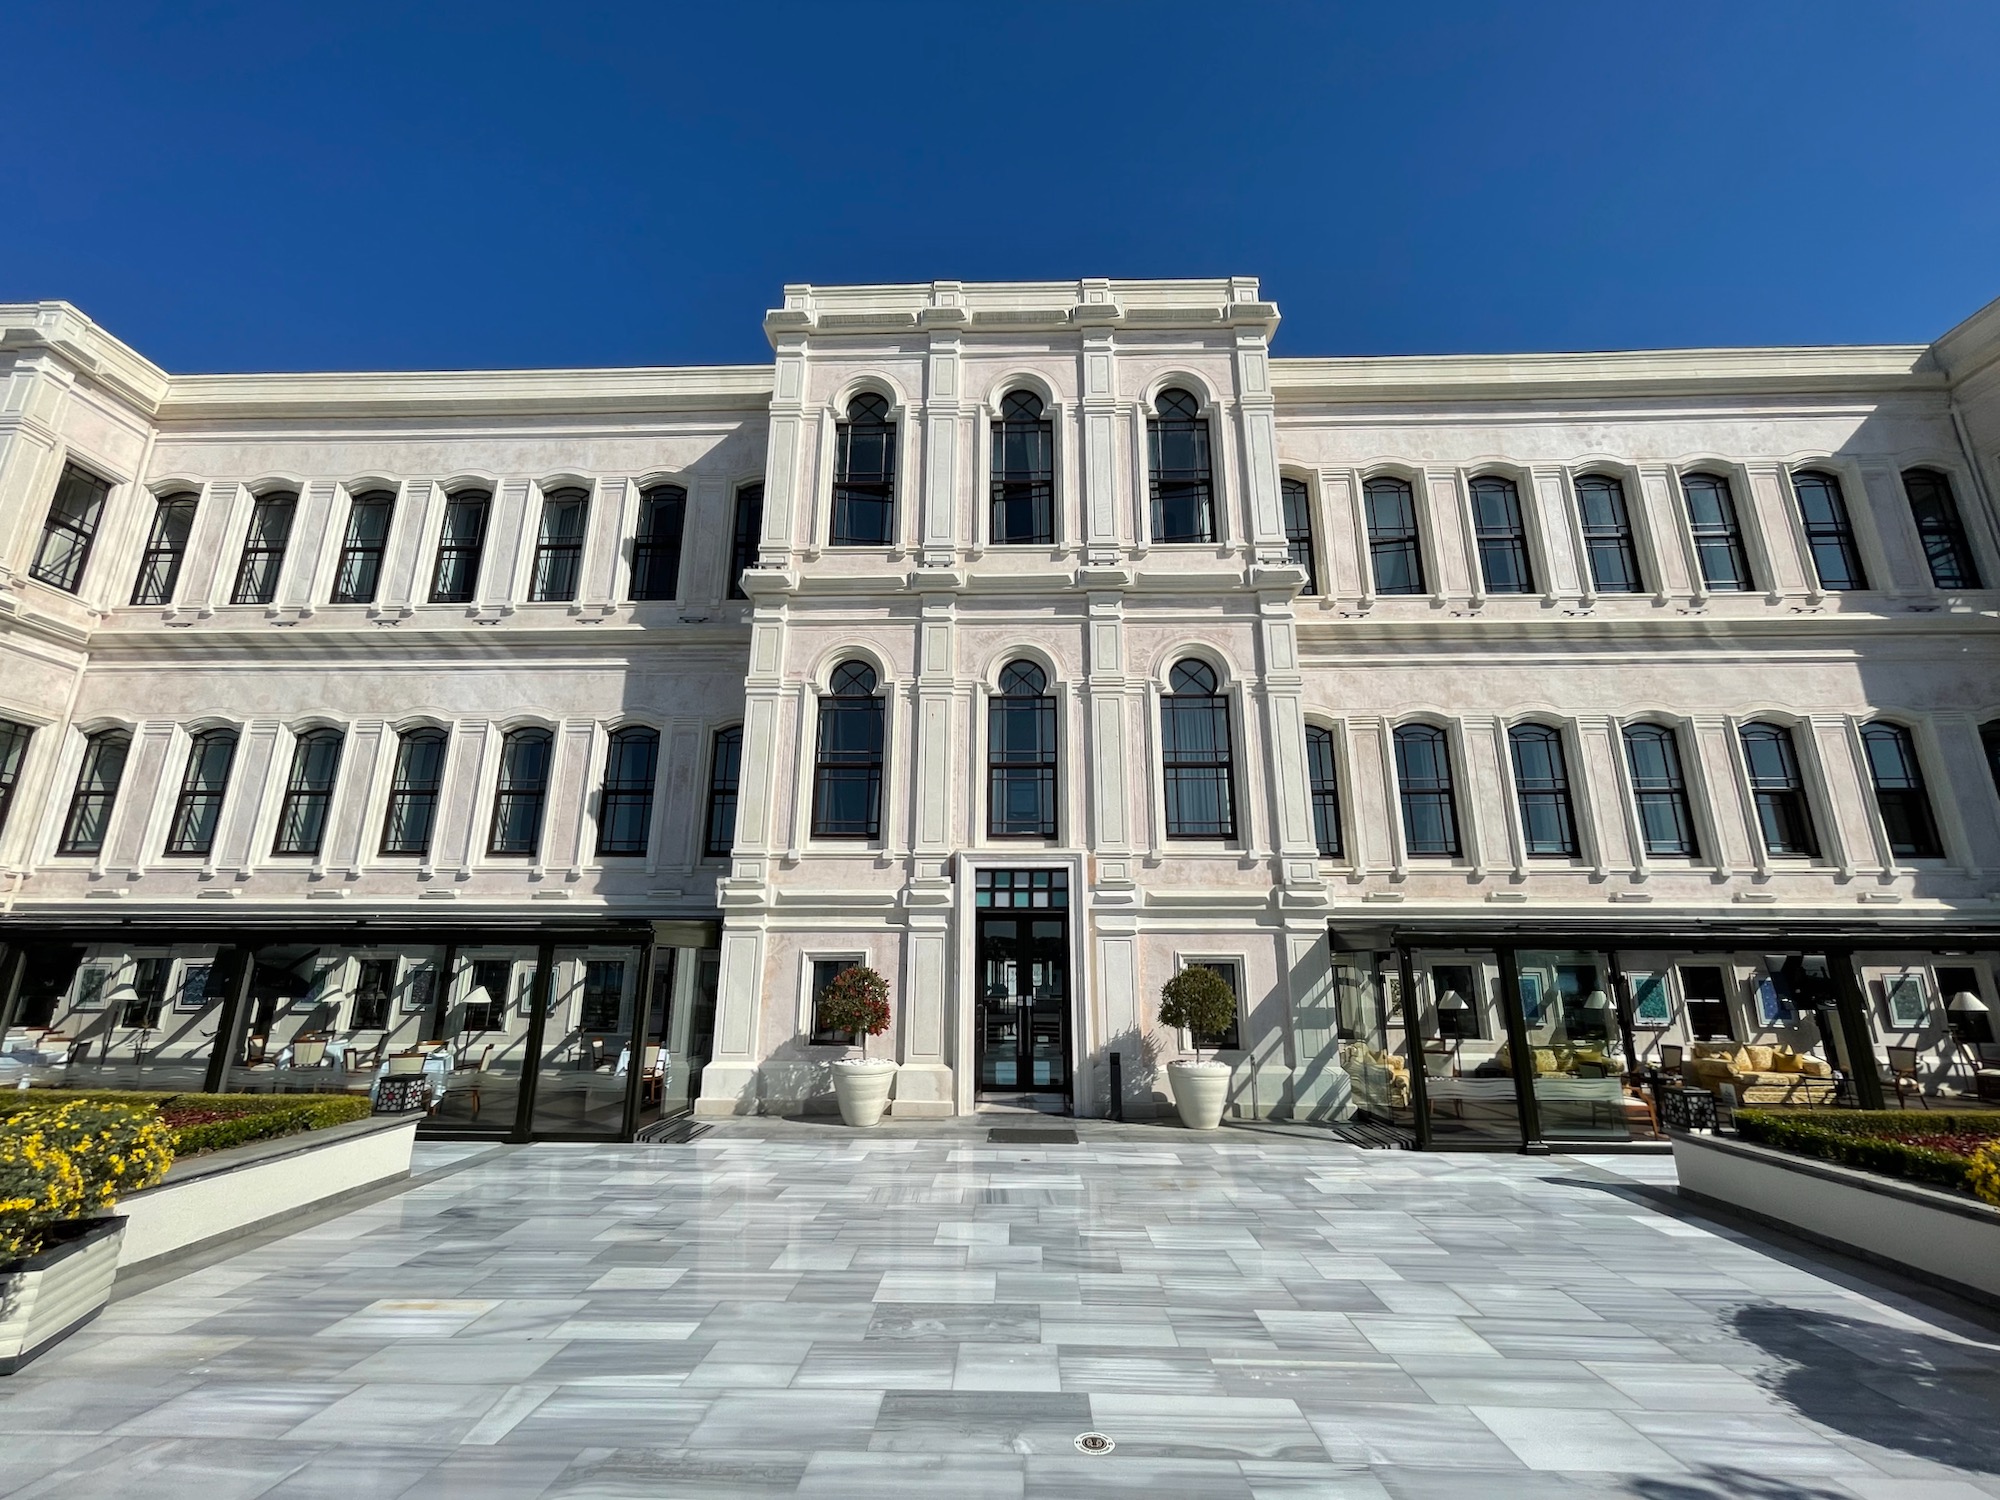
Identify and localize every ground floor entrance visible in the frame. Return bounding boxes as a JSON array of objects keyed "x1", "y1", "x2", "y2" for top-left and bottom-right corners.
[{"x1": 973, "y1": 868, "x2": 1072, "y2": 1112}]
